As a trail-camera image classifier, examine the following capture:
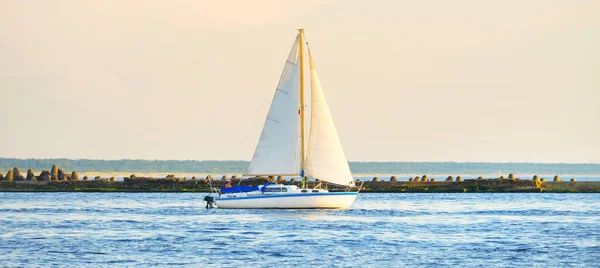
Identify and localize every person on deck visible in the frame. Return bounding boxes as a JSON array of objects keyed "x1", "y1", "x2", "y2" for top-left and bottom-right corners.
[{"x1": 225, "y1": 180, "x2": 232, "y2": 188}]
